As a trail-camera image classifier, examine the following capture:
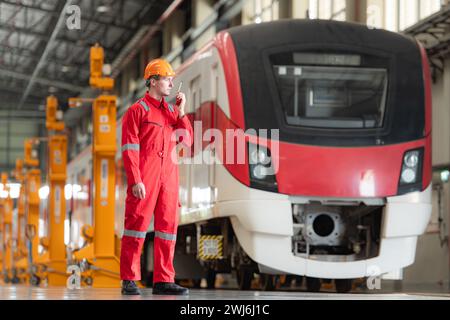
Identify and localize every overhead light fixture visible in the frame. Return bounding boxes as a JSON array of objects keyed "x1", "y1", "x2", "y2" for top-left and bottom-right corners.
[
  {"x1": 61, "y1": 65, "x2": 70, "y2": 72},
  {"x1": 96, "y1": 5, "x2": 111, "y2": 13},
  {"x1": 49, "y1": 86, "x2": 57, "y2": 93}
]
